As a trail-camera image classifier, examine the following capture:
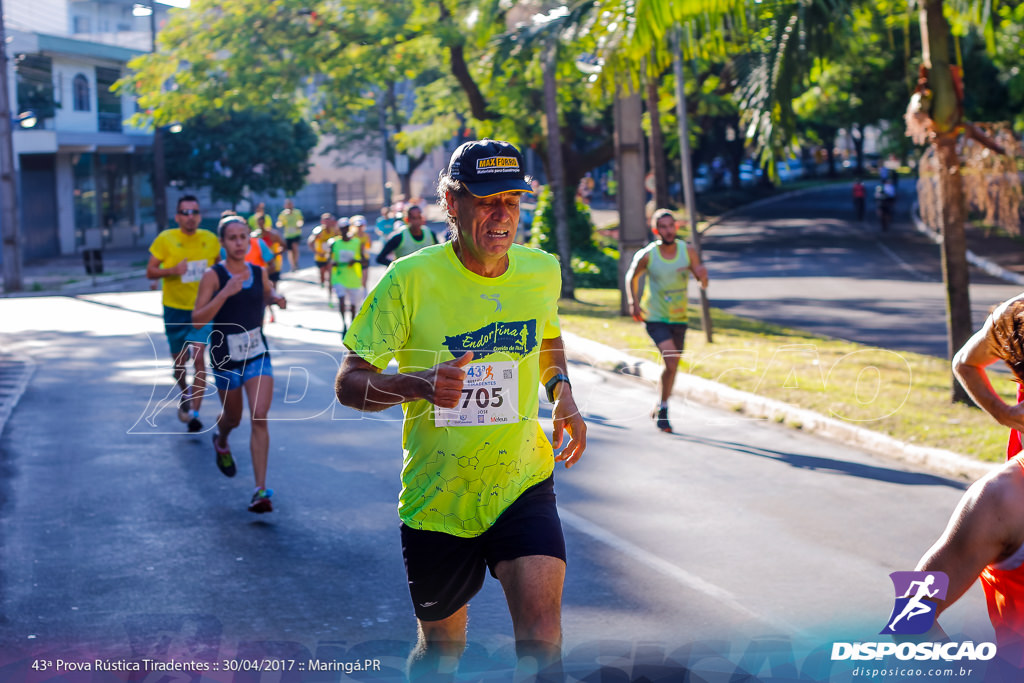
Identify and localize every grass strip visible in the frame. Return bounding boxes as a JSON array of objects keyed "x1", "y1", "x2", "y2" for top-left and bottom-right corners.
[{"x1": 559, "y1": 288, "x2": 1012, "y2": 463}]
